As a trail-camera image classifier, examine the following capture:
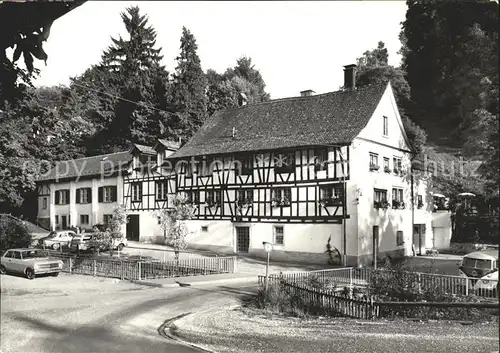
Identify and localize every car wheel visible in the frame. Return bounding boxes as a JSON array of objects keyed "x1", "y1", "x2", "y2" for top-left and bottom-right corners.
[
  {"x1": 25, "y1": 268, "x2": 35, "y2": 280},
  {"x1": 117, "y1": 244, "x2": 124, "y2": 252},
  {"x1": 0, "y1": 265, "x2": 6, "y2": 275},
  {"x1": 51, "y1": 272, "x2": 60, "y2": 277},
  {"x1": 52, "y1": 243, "x2": 60, "y2": 250}
]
